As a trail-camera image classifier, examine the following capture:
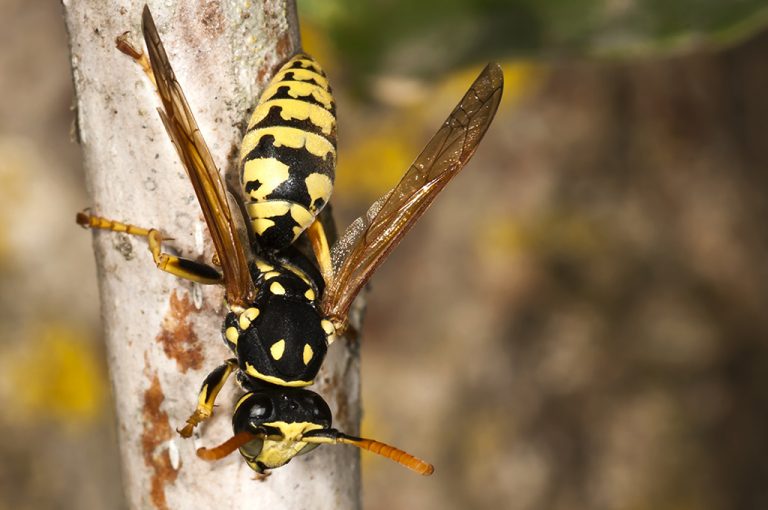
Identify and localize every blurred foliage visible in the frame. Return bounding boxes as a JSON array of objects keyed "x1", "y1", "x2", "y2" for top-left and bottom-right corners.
[
  {"x1": 326, "y1": 62, "x2": 545, "y2": 202},
  {"x1": 299, "y1": 0, "x2": 768, "y2": 83}
]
